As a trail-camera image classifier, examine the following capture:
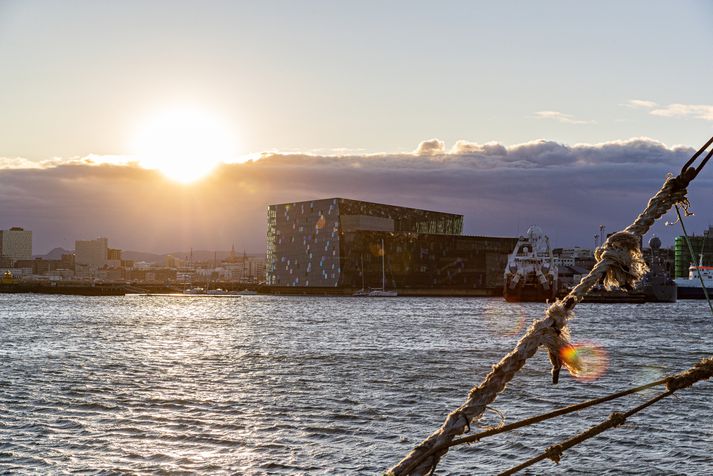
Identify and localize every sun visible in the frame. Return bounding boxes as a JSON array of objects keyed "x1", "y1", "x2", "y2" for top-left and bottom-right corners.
[{"x1": 131, "y1": 107, "x2": 237, "y2": 183}]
